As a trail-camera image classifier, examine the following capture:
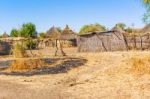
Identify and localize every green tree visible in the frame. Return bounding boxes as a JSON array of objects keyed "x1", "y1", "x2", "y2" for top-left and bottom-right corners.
[
  {"x1": 115, "y1": 23, "x2": 126, "y2": 30},
  {"x1": 20, "y1": 23, "x2": 37, "y2": 38},
  {"x1": 10, "y1": 29, "x2": 19, "y2": 37},
  {"x1": 142, "y1": 0, "x2": 150, "y2": 24},
  {"x1": 39, "y1": 32, "x2": 46, "y2": 39},
  {"x1": 10, "y1": 23, "x2": 37, "y2": 38},
  {"x1": 79, "y1": 24, "x2": 106, "y2": 34}
]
